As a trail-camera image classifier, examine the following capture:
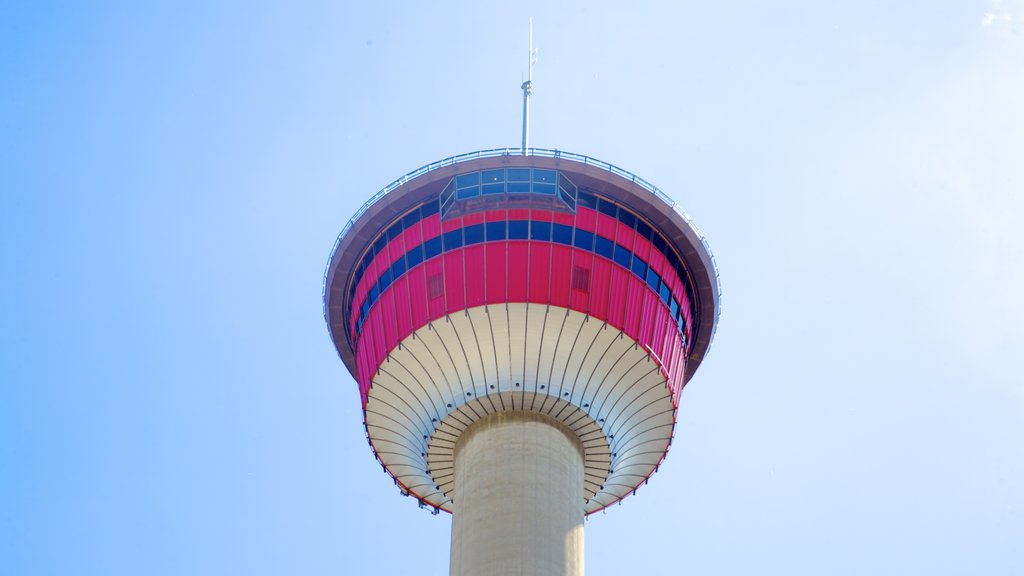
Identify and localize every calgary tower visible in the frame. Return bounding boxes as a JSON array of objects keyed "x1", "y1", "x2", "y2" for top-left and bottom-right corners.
[{"x1": 322, "y1": 29, "x2": 720, "y2": 576}]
